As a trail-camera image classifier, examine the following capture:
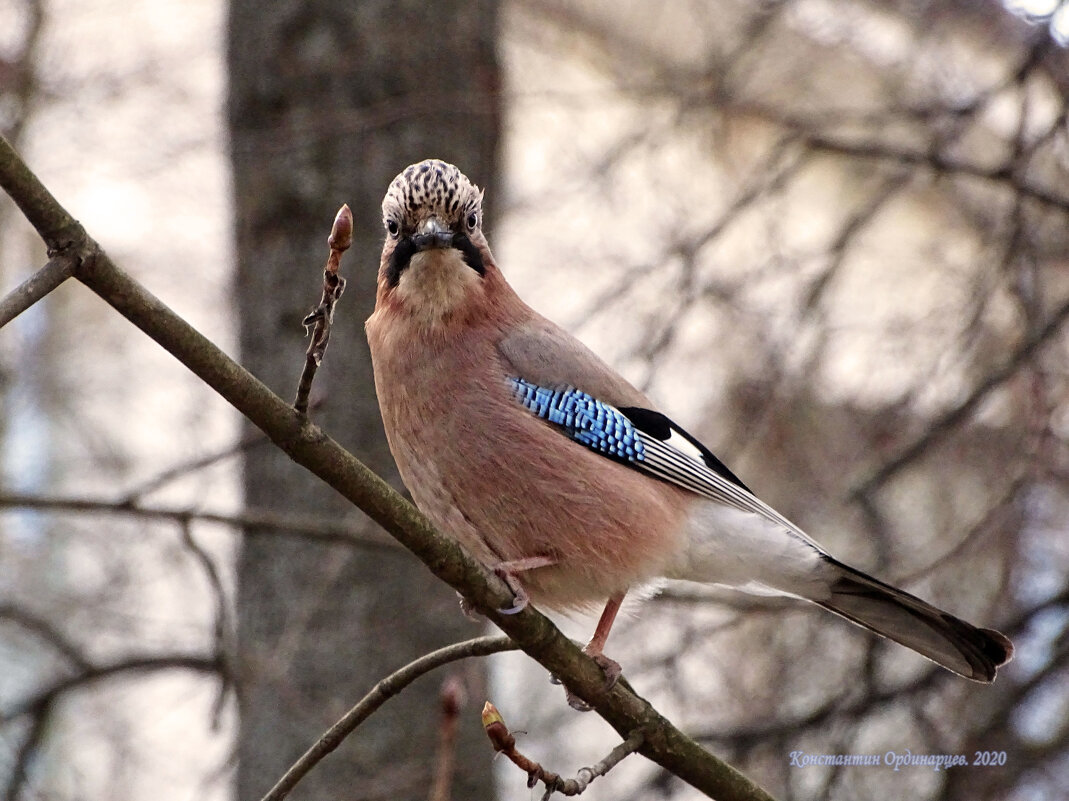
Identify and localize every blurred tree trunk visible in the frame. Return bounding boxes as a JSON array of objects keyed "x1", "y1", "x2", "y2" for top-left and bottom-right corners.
[{"x1": 227, "y1": 2, "x2": 501, "y2": 799}]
